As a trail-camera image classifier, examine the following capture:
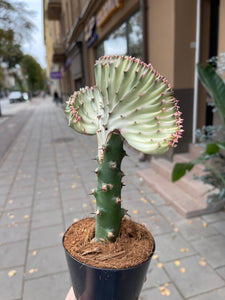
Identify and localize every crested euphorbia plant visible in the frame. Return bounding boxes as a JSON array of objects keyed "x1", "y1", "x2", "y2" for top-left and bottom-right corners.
[{"x1": 65, "y1": 55, "x2": 182, "y2": 243}]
